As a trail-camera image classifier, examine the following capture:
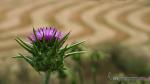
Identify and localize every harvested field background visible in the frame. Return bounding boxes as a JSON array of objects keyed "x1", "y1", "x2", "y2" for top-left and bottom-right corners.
[{"x1": 0, "y1": 0, "x2": 150, "y2": 84}]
